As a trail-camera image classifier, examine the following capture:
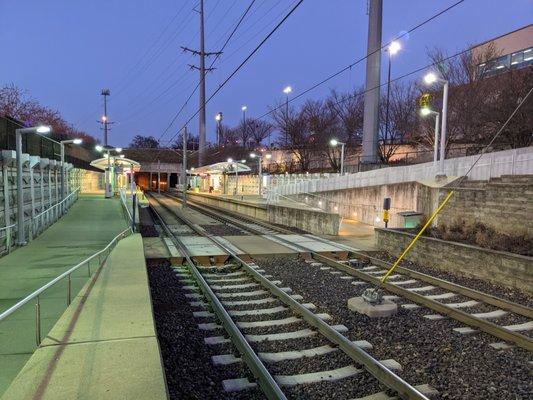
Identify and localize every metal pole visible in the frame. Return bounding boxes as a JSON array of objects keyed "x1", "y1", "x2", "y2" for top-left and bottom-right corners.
[
  {"x1": 182, "y1": 127, "x2": 188, "y2": 206},
  {"x1": 285, "y1": 95, "x2": 289, "y2": 146},
  {"x1": 384, "y1": 51, "x2": 392, "y2": 151},
  {"x1": 157, "y1": 159, "x2": 161, "y2": 194},
  {"x1": 60, "y1": 143, "x2": 65, "y2": 214},
  {"x1": 340, "y1": 143, "x2": 345, "y2": 176},
  {"x1": 361, "y1": 0, "x2": 383, "y2": 163},
  {"x1": 439, "y1": 81, "x2": 449, "y2": 176},
  {"x1": 242, "y1": 108, "x2": 246, "y2": 149},
  {"x1": 132, "y1": 194, "x2": 137, "y2": 232},
  {"x1": 130, "y1": 163, "x2": 134, "y2": 197},
  {"x1": 35, "y1": 296, "x2": 41, "y2": 346},
  {"x1": 106, "y1": 150, "x2": 112, "y2": 198},
  {"x1": 198, "y1": 0, "x2": 206, "y2": 166},
  {"x1": 433, "y1": 113, "x2": 440, "y2": 168},
  {"x1": 258, "y1": 157, "x2": 262, "y2": 196},
  {"x1": 234, "y1": 164, "x2": 238, "y2": 195},
  {"x1": 16, "y1": 129, "x2": 26, "y2": 246}
]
